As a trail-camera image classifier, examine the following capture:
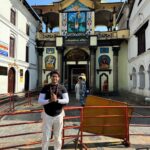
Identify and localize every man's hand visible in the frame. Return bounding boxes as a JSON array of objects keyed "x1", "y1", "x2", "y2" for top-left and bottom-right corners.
[{"x1": 50, "y1": 93, "x2": 58, "y2": 102}]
